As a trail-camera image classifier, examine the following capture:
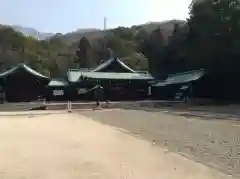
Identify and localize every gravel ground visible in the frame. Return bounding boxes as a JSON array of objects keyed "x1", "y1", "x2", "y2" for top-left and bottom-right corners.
[
  {"x1": 0, "y1": 112, "x2": 229, "y2": 179},
  {"x1": 80, "y1": 109, "x2": 240, "y2": 178}
]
